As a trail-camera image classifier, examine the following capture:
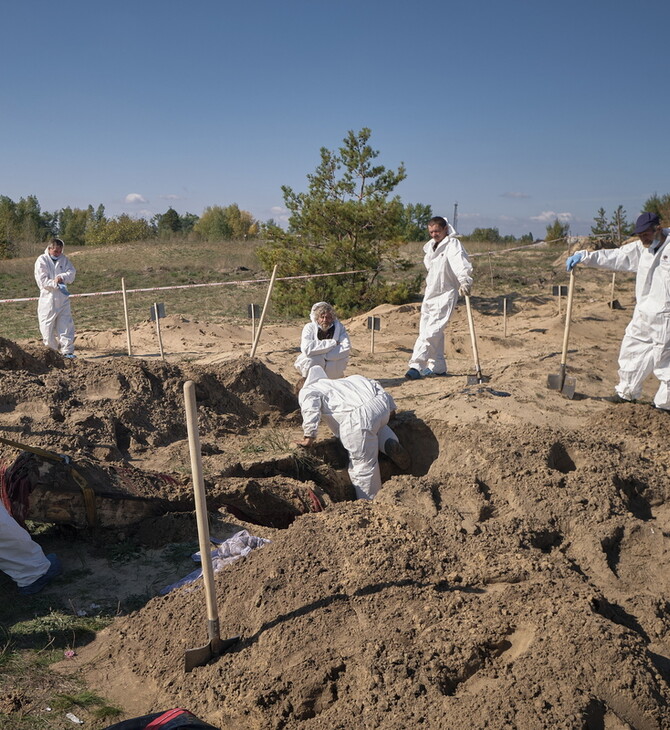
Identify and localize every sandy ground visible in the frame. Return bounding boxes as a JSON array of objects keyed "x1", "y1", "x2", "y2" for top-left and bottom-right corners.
[{"x1": 1, "y1": 271, "x2": 670, "y2": 729}]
